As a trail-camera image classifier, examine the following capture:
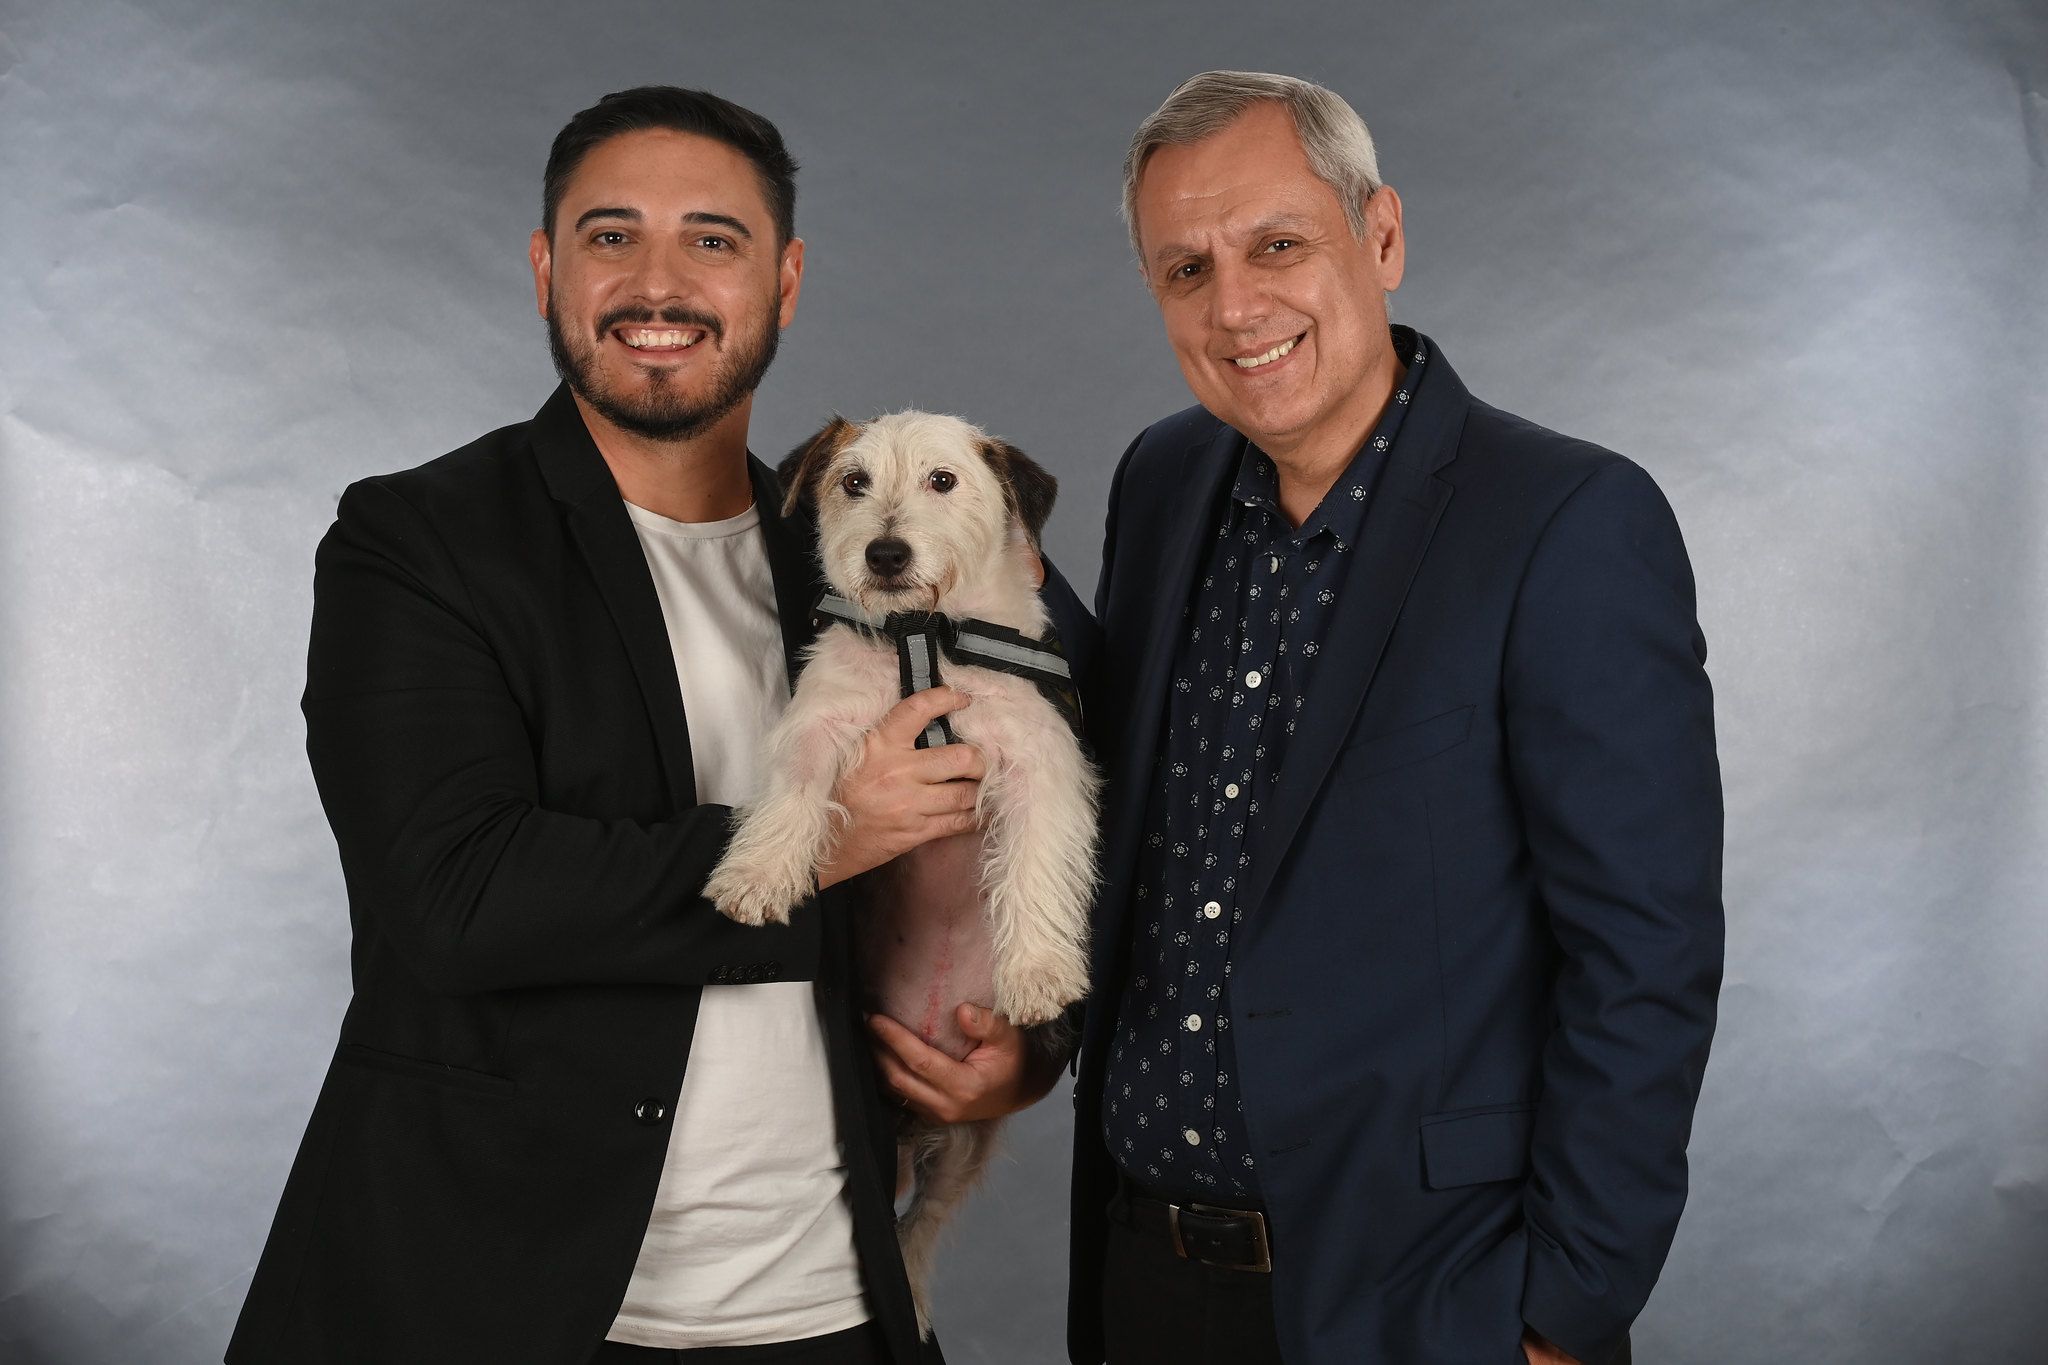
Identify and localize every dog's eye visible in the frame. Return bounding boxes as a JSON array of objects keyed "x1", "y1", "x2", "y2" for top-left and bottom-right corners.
[
  {"x1": 840, "y1": 471, "x2": 870, "y2": 497},
  {"x1": 928, "y1": 470, "x2": 957, "y2": 494}
]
